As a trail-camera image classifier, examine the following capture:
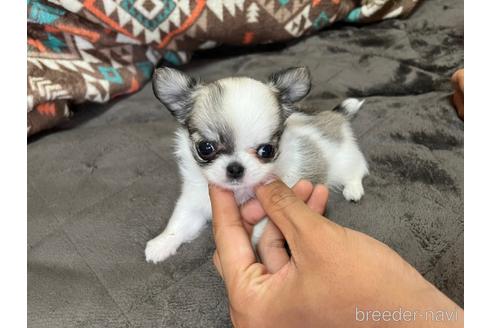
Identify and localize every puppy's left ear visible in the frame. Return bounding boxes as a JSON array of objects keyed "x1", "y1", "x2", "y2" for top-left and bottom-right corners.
[
  {"x1": 269, "y1": 67, "x2": 311, "y2": 103},
  {"x1": 152, "y1": 67, "x2": 198, "y2": 124}
]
